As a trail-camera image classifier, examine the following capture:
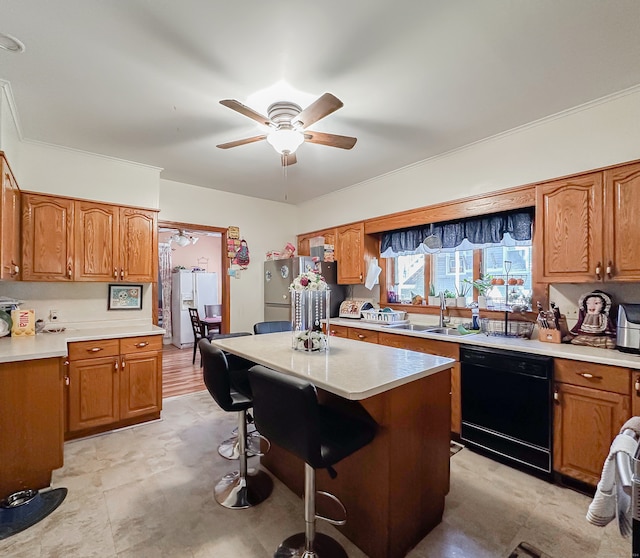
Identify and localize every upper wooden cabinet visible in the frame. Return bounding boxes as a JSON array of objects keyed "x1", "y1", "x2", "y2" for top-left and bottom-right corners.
[
  {"x1": 0, "y1": 153, "x2": 21, "y2": 281},
  {"x1": 336, "y1": 222, "x2": 377, "y2": 284},
  {"x1": 22, "y1": 193, "x2": 75, "y2": 281},
  {"x1": 23, "y1": 192, "x2": 158, "y2": 282},
  {"x1": 297, "y1": 228, "x2": 337, "y2": 257},
  {"x1": 535, "y1": 162, "x2": 640, "y2": 283}
]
